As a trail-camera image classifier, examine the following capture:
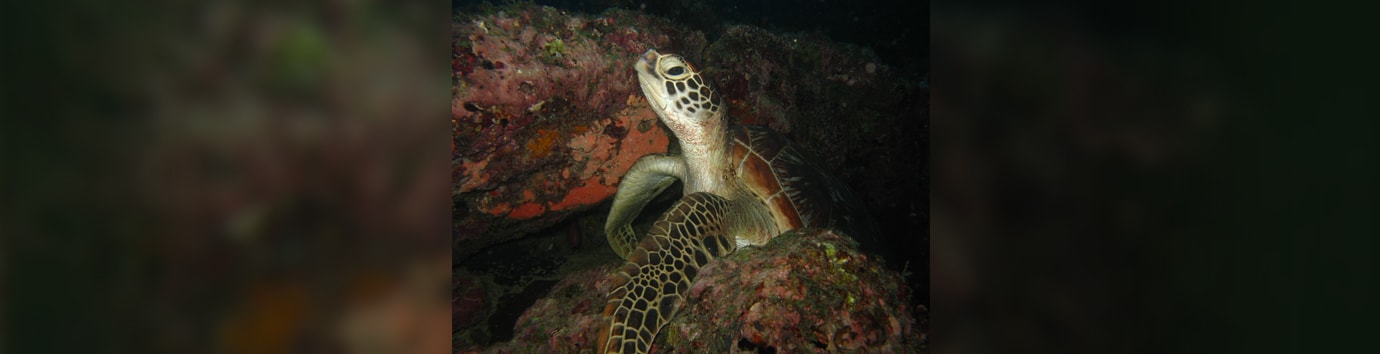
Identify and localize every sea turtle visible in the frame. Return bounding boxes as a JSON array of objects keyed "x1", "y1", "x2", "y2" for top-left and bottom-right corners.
[{"x1": 599, "y1": 49, "x2": 877, "y2": 353}]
